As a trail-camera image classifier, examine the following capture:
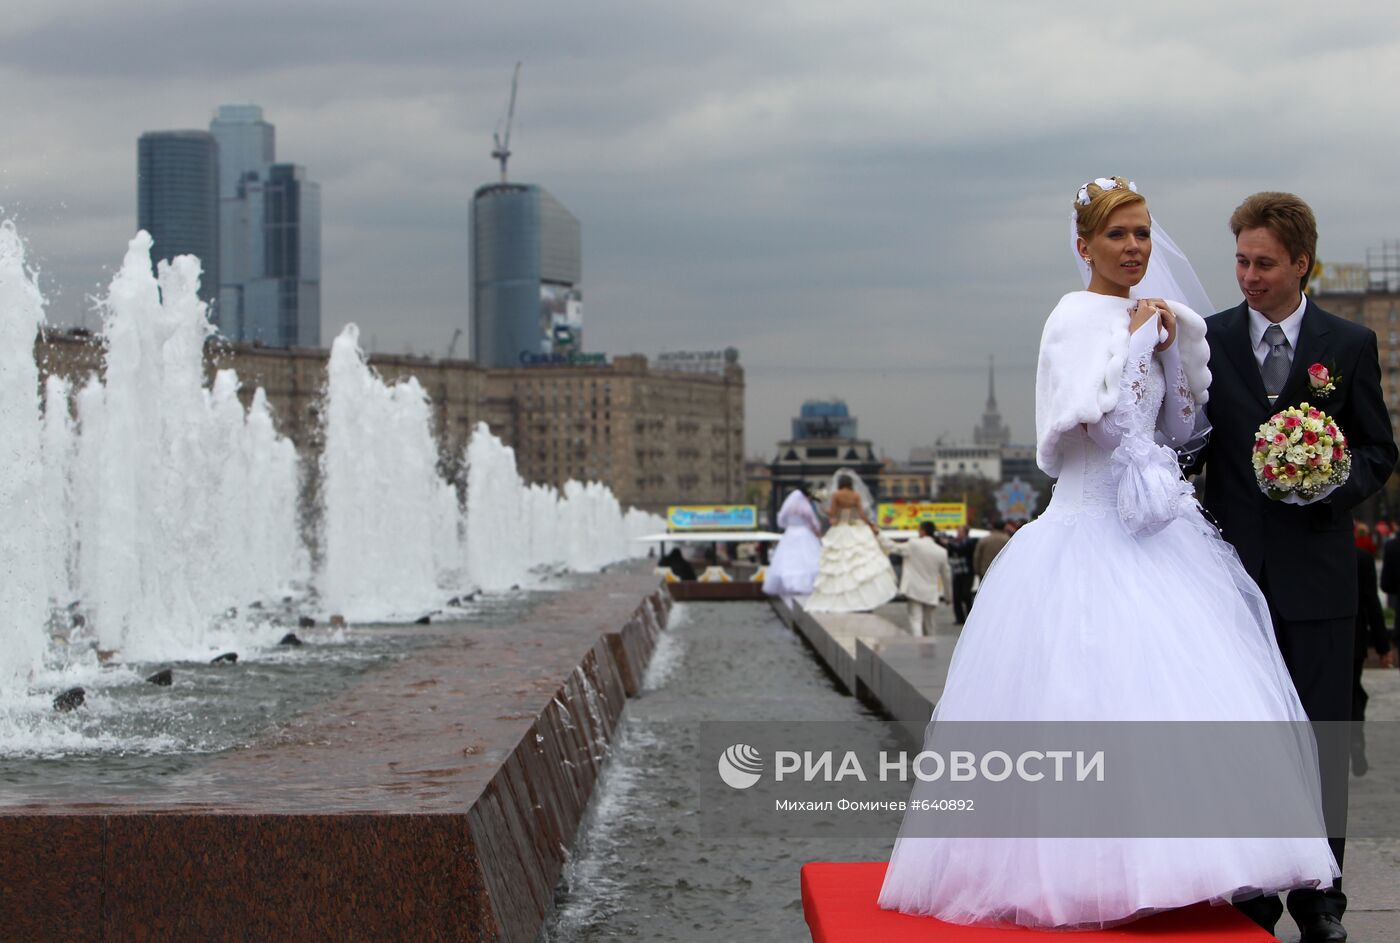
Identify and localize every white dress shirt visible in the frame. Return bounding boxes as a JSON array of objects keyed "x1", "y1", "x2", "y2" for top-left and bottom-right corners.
[{"x1": 1247, "y1": 294, "x2": 1307, "y2": 368}]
